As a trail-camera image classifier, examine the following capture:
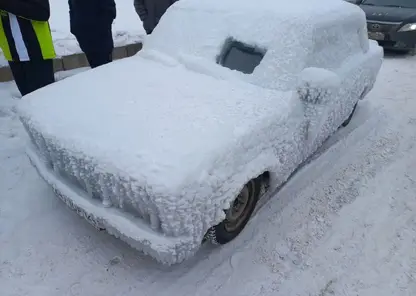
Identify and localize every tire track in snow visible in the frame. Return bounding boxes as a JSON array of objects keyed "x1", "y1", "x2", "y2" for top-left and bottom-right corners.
[
  {"x1": 251, "y1": 118, "x2": 403, "y2": 295},
  {"x1": 275, "y1": 138, "x2": 416, "y2": 296}
]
